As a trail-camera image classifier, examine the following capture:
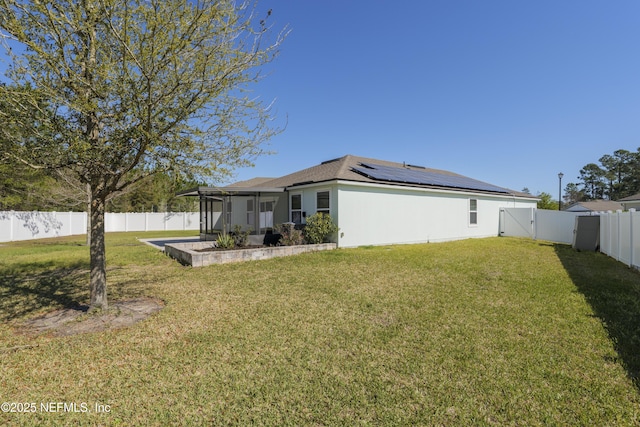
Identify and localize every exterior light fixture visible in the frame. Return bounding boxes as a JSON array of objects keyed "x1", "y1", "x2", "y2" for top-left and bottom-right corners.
[{"x1": 558, "y1": 172, "x2": 564, "y2": 210}]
